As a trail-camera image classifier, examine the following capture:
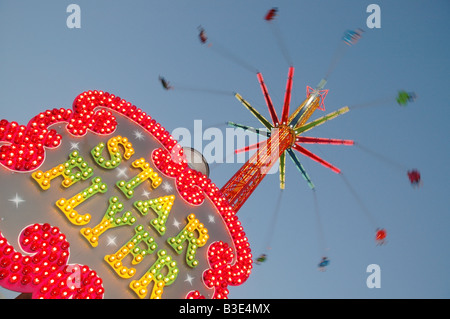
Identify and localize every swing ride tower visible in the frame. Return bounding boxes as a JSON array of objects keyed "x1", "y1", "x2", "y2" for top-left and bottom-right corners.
[
  {"x1": 221, "y1": 122, "x2": 295, "y2": 212},
  {"x1": 221, "y1": 66, "x2": 354, "y2": 212}
]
